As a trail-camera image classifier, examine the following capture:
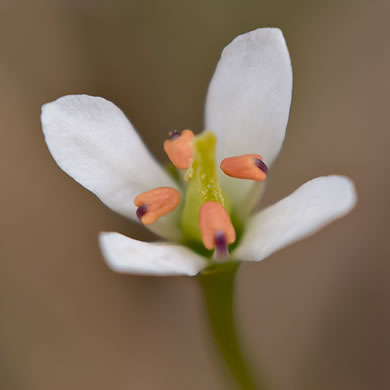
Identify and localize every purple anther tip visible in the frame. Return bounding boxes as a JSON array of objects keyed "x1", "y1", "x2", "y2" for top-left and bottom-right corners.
[
  {"x1": 214, "y1": 230, "x2": 229, "y2": 259},
  {"x1": 169, "y1": 130, "x2": 181, "y2": 140},
  {"x1": 136, "y1": 204, "x2": 148, "y2": 221},
  {"x1": 254, "y1": 158, "x2": 268, "y2": 174}
]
